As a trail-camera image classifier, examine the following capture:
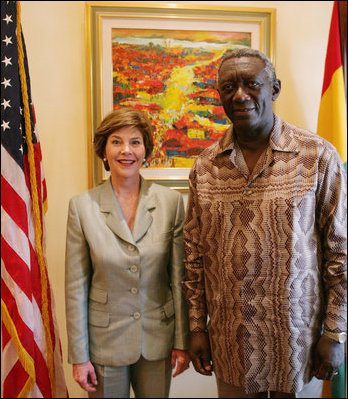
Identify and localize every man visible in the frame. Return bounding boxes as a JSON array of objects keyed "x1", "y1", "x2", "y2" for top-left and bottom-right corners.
[{"x1": 182, "y1": 48, "x2": 347, "y2": 398}]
